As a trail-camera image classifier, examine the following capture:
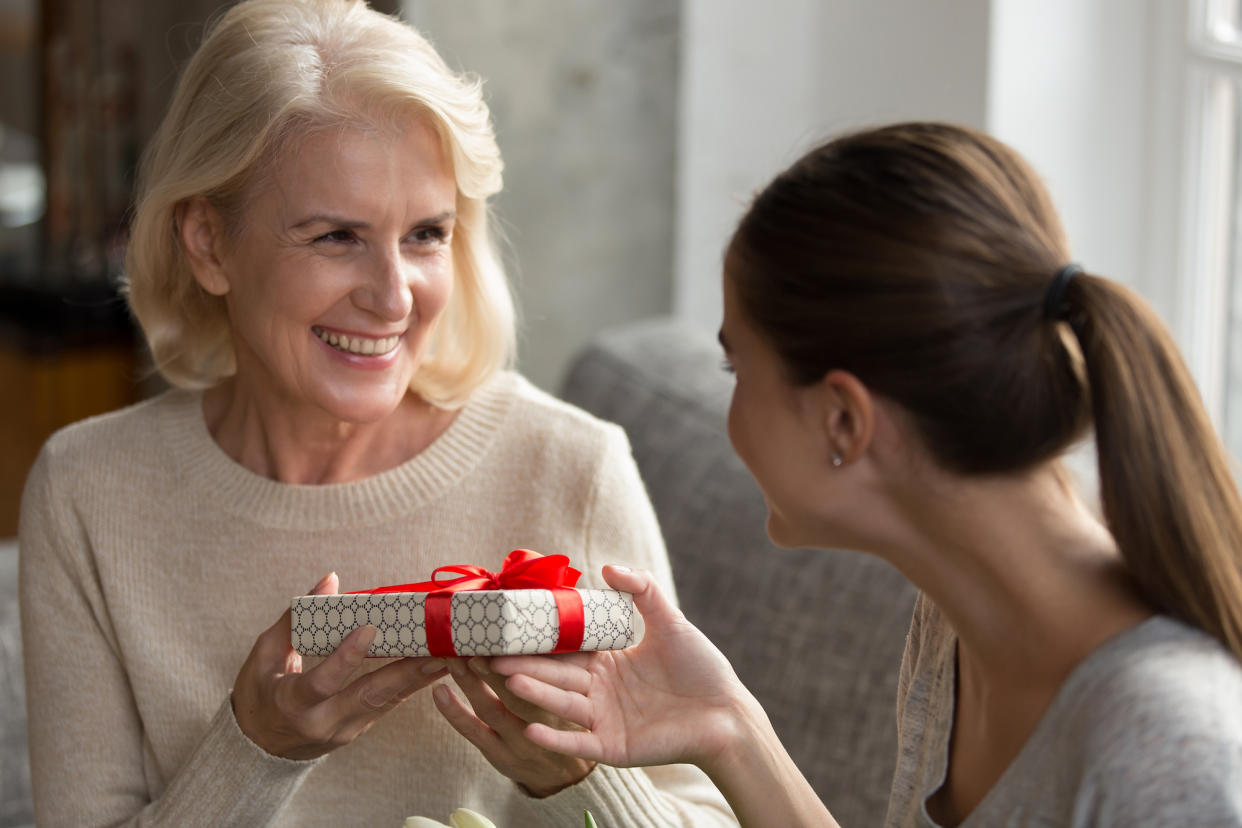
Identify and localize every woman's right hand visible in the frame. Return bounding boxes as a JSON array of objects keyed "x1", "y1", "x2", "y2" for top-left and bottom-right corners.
[
  {"x1": 231, "y1": 572, "x2": 449, "y2": 760},
  {"x1": 490, "y1": 565, "x2": 757, "y2": 771}
]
